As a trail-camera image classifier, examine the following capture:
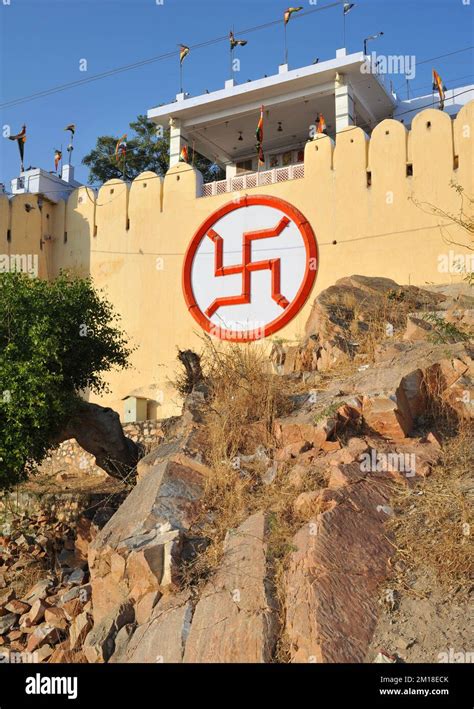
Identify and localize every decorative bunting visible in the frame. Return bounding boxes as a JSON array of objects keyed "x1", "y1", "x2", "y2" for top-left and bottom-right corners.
[
  {"x1": 115, "y1": 134, "x2": 127, "y2": 162},
  {"x1": 432, "y1": 69, "x2": 446, "y2": 110},
  {"x1": 229, "y1": 30, "x2": 247, "y2": 49},
  {"x1": 316, "y1": 113, "x2": 327, "y2": 134},
  {"x1": 180, "y1": 144, "x2": 189, "y2": 163},
  {"x1": 179, "y1": 44, "x2": 190, "y2": 65},
  {"x1": 64, "y1": 124, "x2": 76, "y2": 135},
  {"x1": 256, "y1": 106, "x2": 264, "y2": 166},
  {"x1": 343, "y1": 2, "x2": 355, "y2": 15},
  {"x1": 8, "y1": 125, "x2": 26, "y2": 170},
  {"x1": 284, "y1": 6, "x2": 303, "y2": 25},
  {"x1": 54, "y1": 150, "x2": 62, "y2": 172}
]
